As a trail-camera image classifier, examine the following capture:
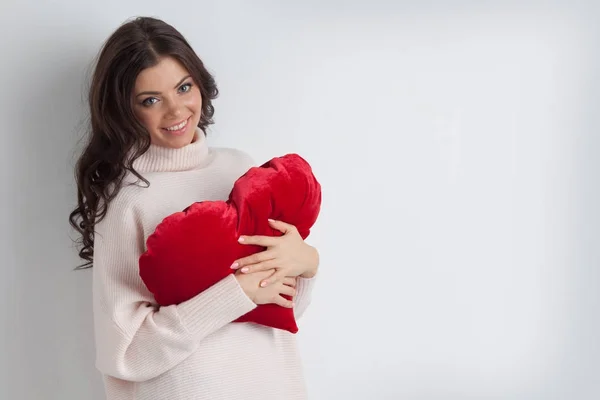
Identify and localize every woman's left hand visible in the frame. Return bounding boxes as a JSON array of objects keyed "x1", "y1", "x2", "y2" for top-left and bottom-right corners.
[{"x1": 231, "y1": 219, "x2": 319, "y2": 287}]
